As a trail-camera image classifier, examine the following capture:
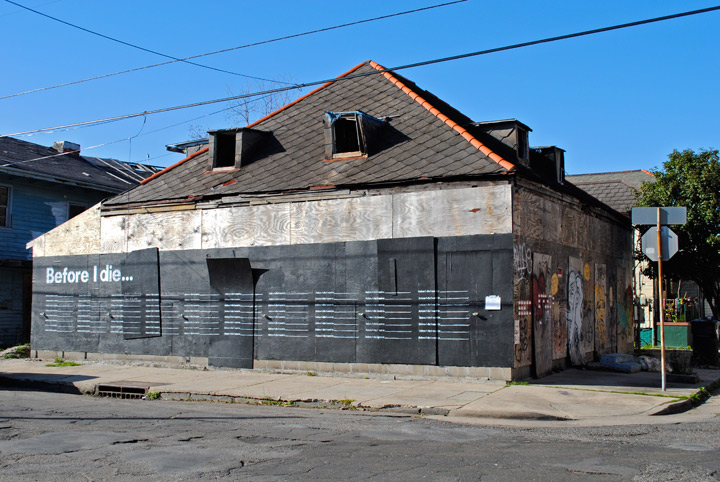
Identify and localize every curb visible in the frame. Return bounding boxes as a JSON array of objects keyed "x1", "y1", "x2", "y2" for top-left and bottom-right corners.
[
  {"x1": 0, "y1": 375, "x2": 83, "y2": 395},
  {"x1": 448, "y1": 409, "x2": 572, "y2": 421},
  {"x1": 649, "y1": 398, "x2": 693, "y2": 416}
]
